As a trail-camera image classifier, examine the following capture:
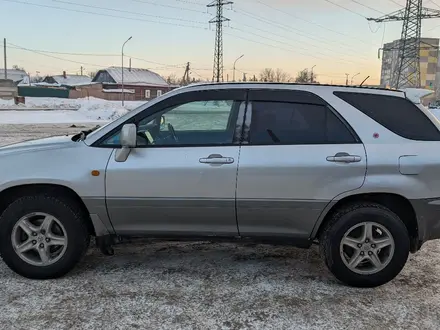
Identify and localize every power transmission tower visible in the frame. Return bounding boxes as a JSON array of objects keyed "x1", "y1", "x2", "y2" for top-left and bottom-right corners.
[
  {"x1": 367, "y1": 1, "x2": 440, "y2": 89},
  {"x1": 207, "y1": 0, "x2": 233, "y2": 83}
]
